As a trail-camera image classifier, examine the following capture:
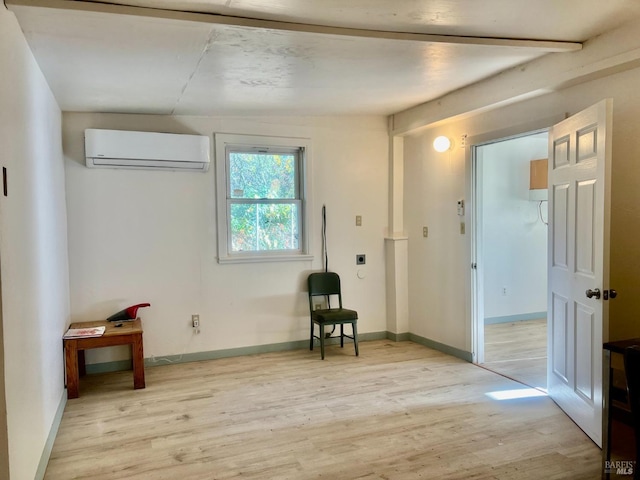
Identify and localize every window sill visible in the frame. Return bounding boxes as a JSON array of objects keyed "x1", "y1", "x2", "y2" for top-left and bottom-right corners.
[{"x1": 217, "y1": 254, "x2": 314, "y2": 265}]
